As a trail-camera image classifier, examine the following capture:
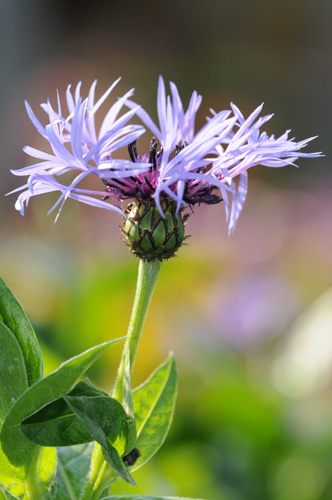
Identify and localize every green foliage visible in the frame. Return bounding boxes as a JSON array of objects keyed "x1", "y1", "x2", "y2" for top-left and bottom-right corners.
[
  {"x1": 0, "y1": 277, "x2": 43, "y2": 386},
  {"x1": 113, "y1": 344, "x2": 137, "y2": 455},
  {"x1": 29, "y1": 447, "x2": 57, "y2": 499},
  {"x1": 103, "y1": 496, "x2": 205, "y2": 499},
  {"x1": 64, "y1": 395, "x2": 137, "y2": 486},
  {"x1": 1, "y1": 339, "x2": 122, "y2": 468},
  {"x1": 0, "y1": 271, "x2": 181, "y2": 498},
  {"x1": 132, "y1": 353, "x2": 177, "y2": 471},
  {"x1": 0, "y1": 446, "x2": 56, "y2": 500},
  {"x1": 0, "y1": 483, "x2": 20, "y2": 499},
  {"x1": 0, "y1": 322, "x2": 28, "y2": 427},
  {"x1": 0, "y1": 447, "x2": 27, "y2": 500},
  {"x1": 19, "y1": 380, "x2": 108, "y2": 447},
  {"x1": 56, "y1": 444, "x2": 94, "y2": 500},
  {"x1": 0, "y1": 278, "x2": 58, "y2": 499}
]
